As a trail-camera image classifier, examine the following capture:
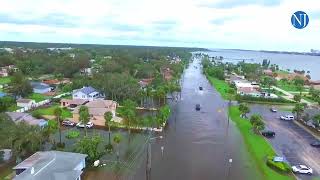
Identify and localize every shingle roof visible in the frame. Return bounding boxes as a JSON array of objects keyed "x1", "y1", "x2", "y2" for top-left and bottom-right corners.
[
  {"x1": 73, "y1": 86, "x2": 98, "y2": 95},
  {"x1": 13, "y1": 151, "x2": 87, "y2": 180}
]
